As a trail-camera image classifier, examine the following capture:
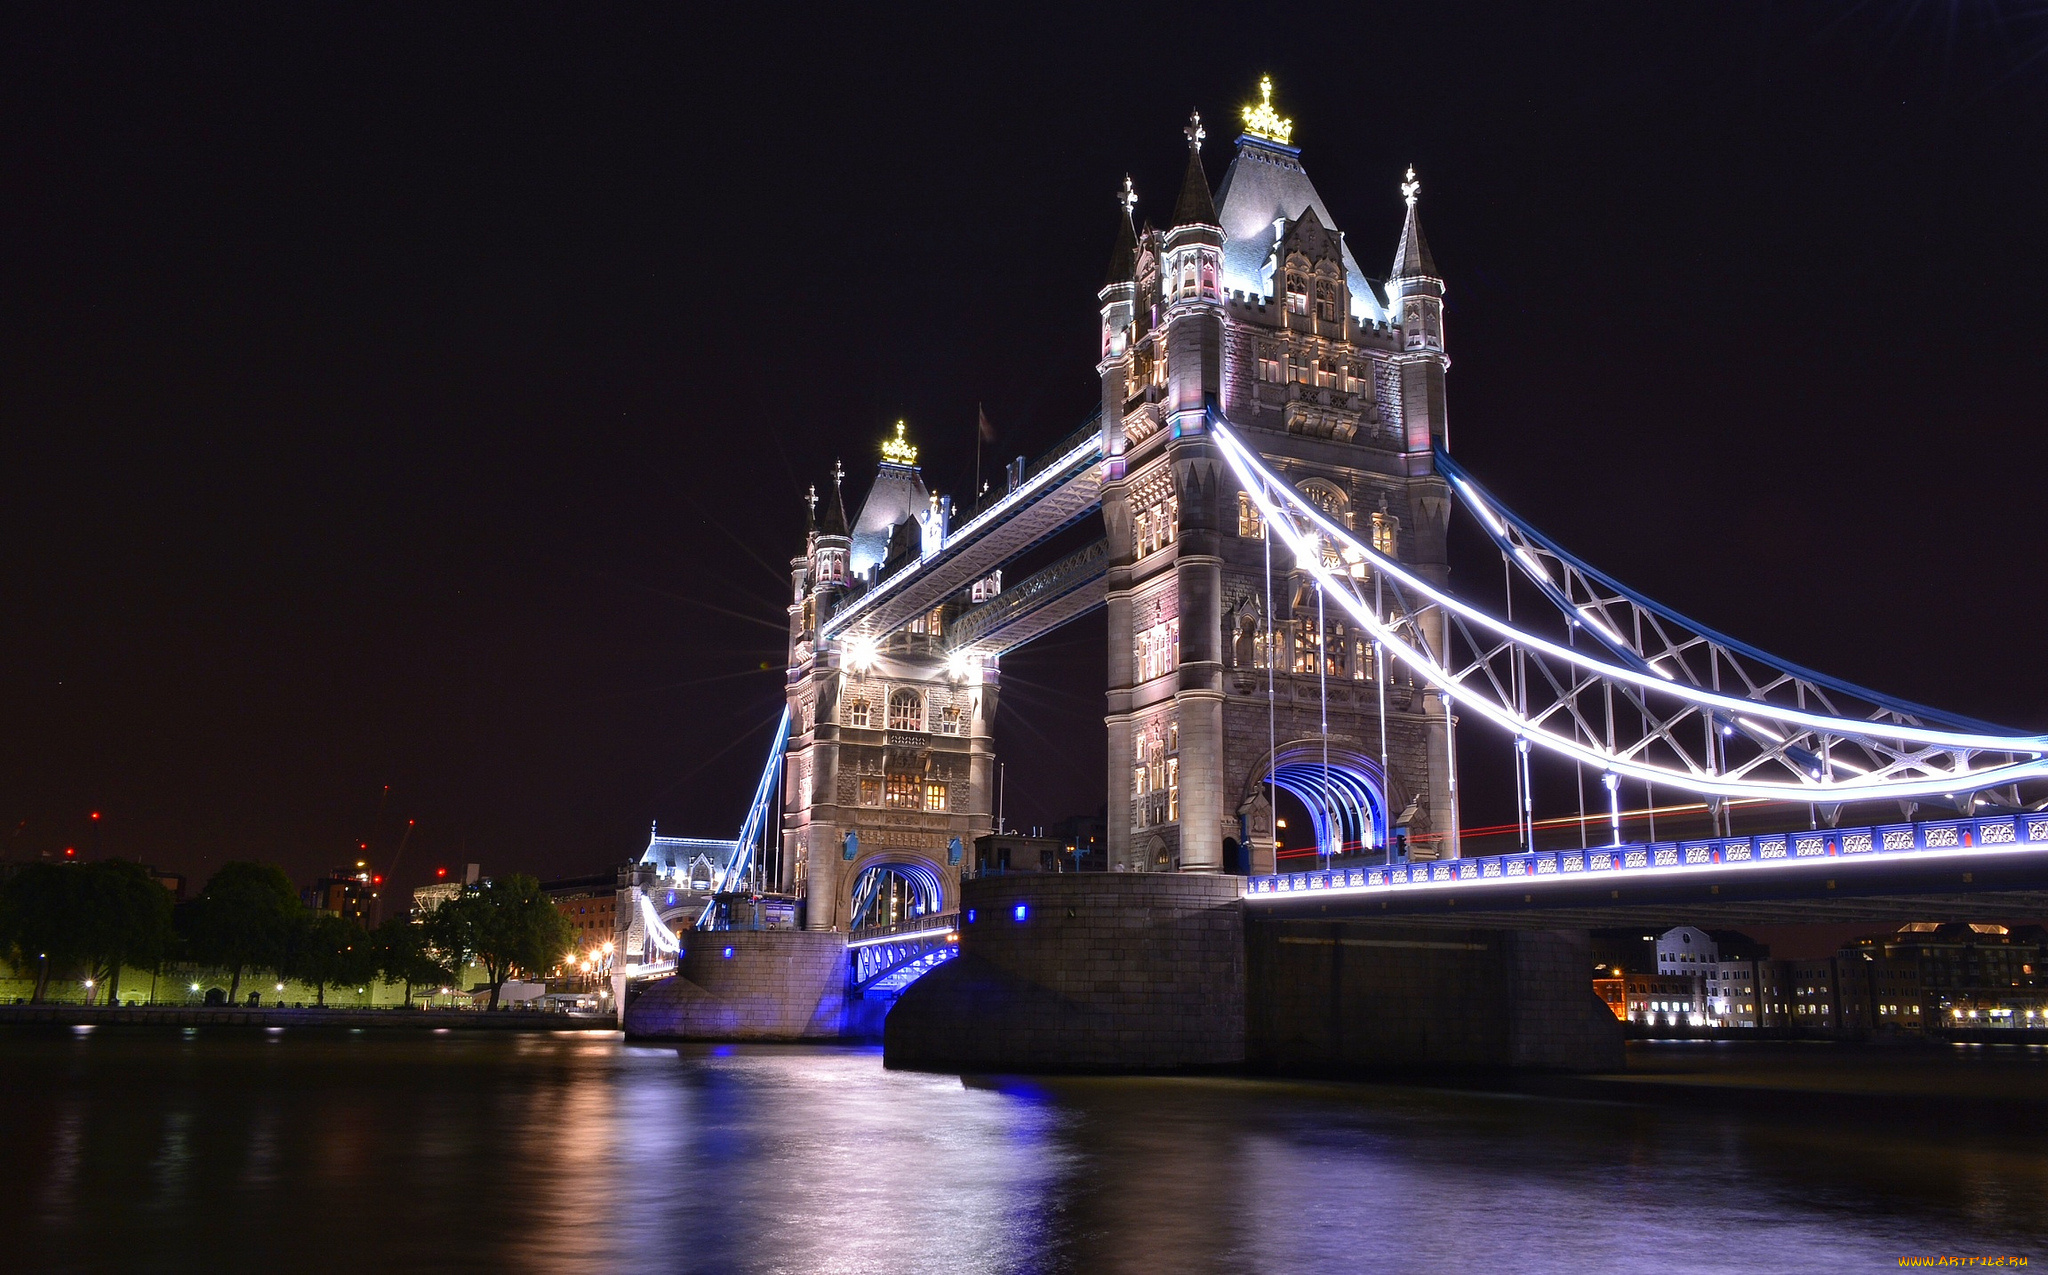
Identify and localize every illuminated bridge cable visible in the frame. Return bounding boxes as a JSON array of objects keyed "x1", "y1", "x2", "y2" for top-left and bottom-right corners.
[
  {"x1": 700, "y1": 706, "x2": 791, "y2": 929},
  {"x1": 1209, "y1": 414, "x2": 2048, "y2": 805}
]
